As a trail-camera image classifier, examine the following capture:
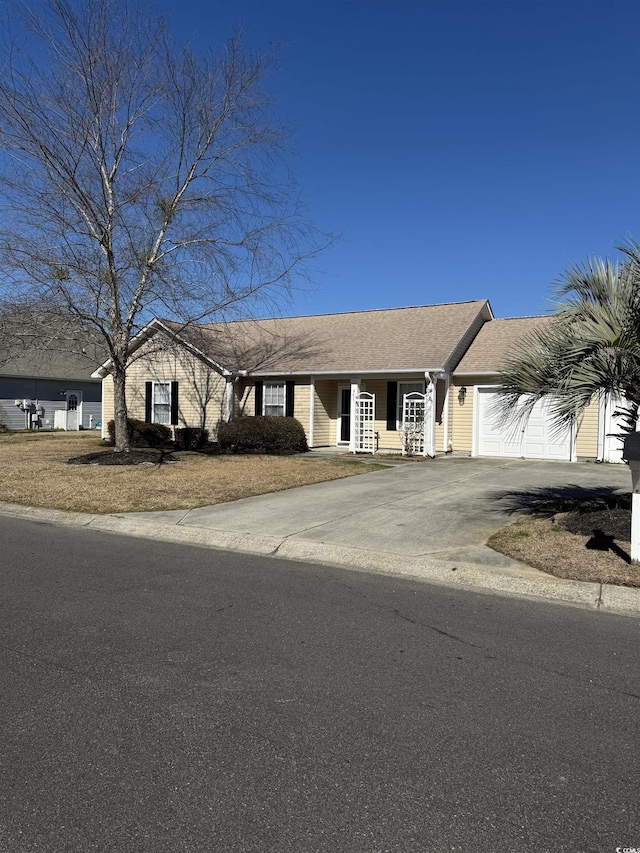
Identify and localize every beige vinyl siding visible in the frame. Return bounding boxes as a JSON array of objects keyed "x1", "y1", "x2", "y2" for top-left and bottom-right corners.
[
  {"x1": 294, "y1": 381, "x2": 311, "y2": 436},
  {"x1": 102, "y1": 340, "x2": 228, "y2": 438},
  {"x1": 451, "y1": 375, "x2": 482, "y2": 454},
  {"x1": 313, "y1": 380, "x2": 335, "y2": 447},
  {"x1": 446, "y1": 378, "x2": 455, "y2": 451},
  {"x1": 101, "y1": 374, "x2": 114, "y2": 439},
  {"x1": 235, "y1": 381, "x2": 254, "y2": 416},
  {"x1": 576, "y1": 398, "x2": 599, "y2": 459}
]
